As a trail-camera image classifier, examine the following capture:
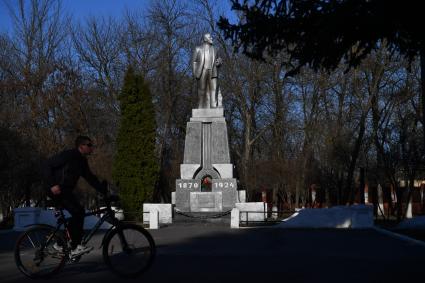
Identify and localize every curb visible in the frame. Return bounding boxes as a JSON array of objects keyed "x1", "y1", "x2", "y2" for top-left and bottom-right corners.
[
  {"x1": 373, "y1": 227, "x2": 425, "y2": 248},
  {"x1": 0, "y1": 229, "x2": 15, "y2": 234}
]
